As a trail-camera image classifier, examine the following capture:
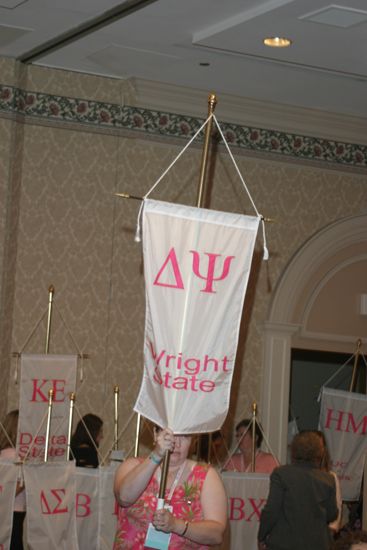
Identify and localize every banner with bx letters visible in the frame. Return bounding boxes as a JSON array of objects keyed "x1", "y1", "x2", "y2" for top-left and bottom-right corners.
[
  {"x1": 134, "y1": 199, "x2": 260, "y2": 433},
  {"x1": 221, "y1": 472, "x2": 270, "y2": 550}
]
